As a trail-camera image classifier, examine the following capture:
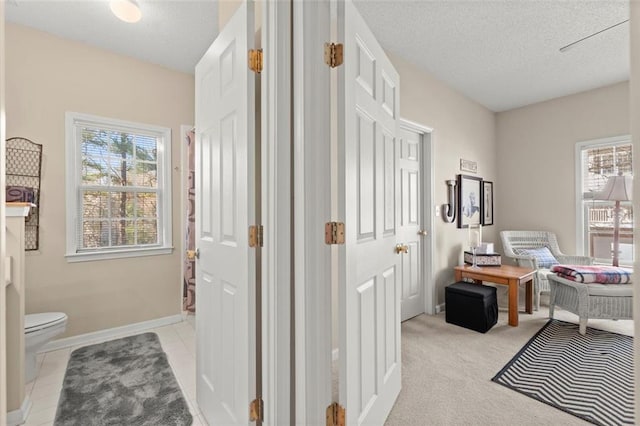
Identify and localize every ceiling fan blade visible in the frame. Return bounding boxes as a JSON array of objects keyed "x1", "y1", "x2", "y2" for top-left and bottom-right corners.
[{"x1": 559, "y1": 19, "x2": 628, "y2": 52}]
